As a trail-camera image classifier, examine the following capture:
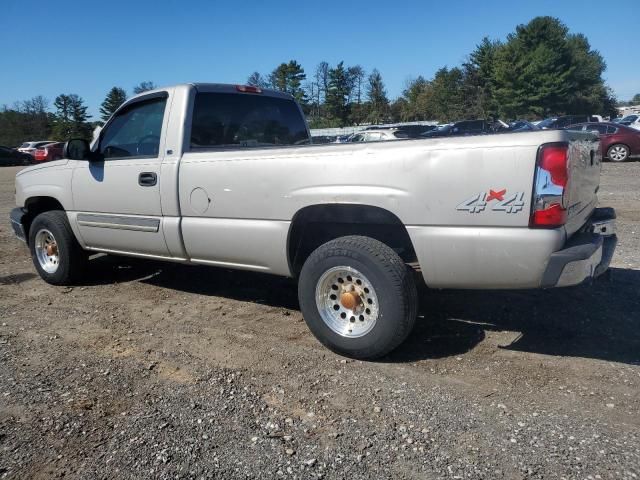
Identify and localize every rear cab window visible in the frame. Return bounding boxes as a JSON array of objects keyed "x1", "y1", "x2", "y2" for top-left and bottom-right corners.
[{"x1": 190, "y1": 92, "x2": 309, "y2": 149}]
